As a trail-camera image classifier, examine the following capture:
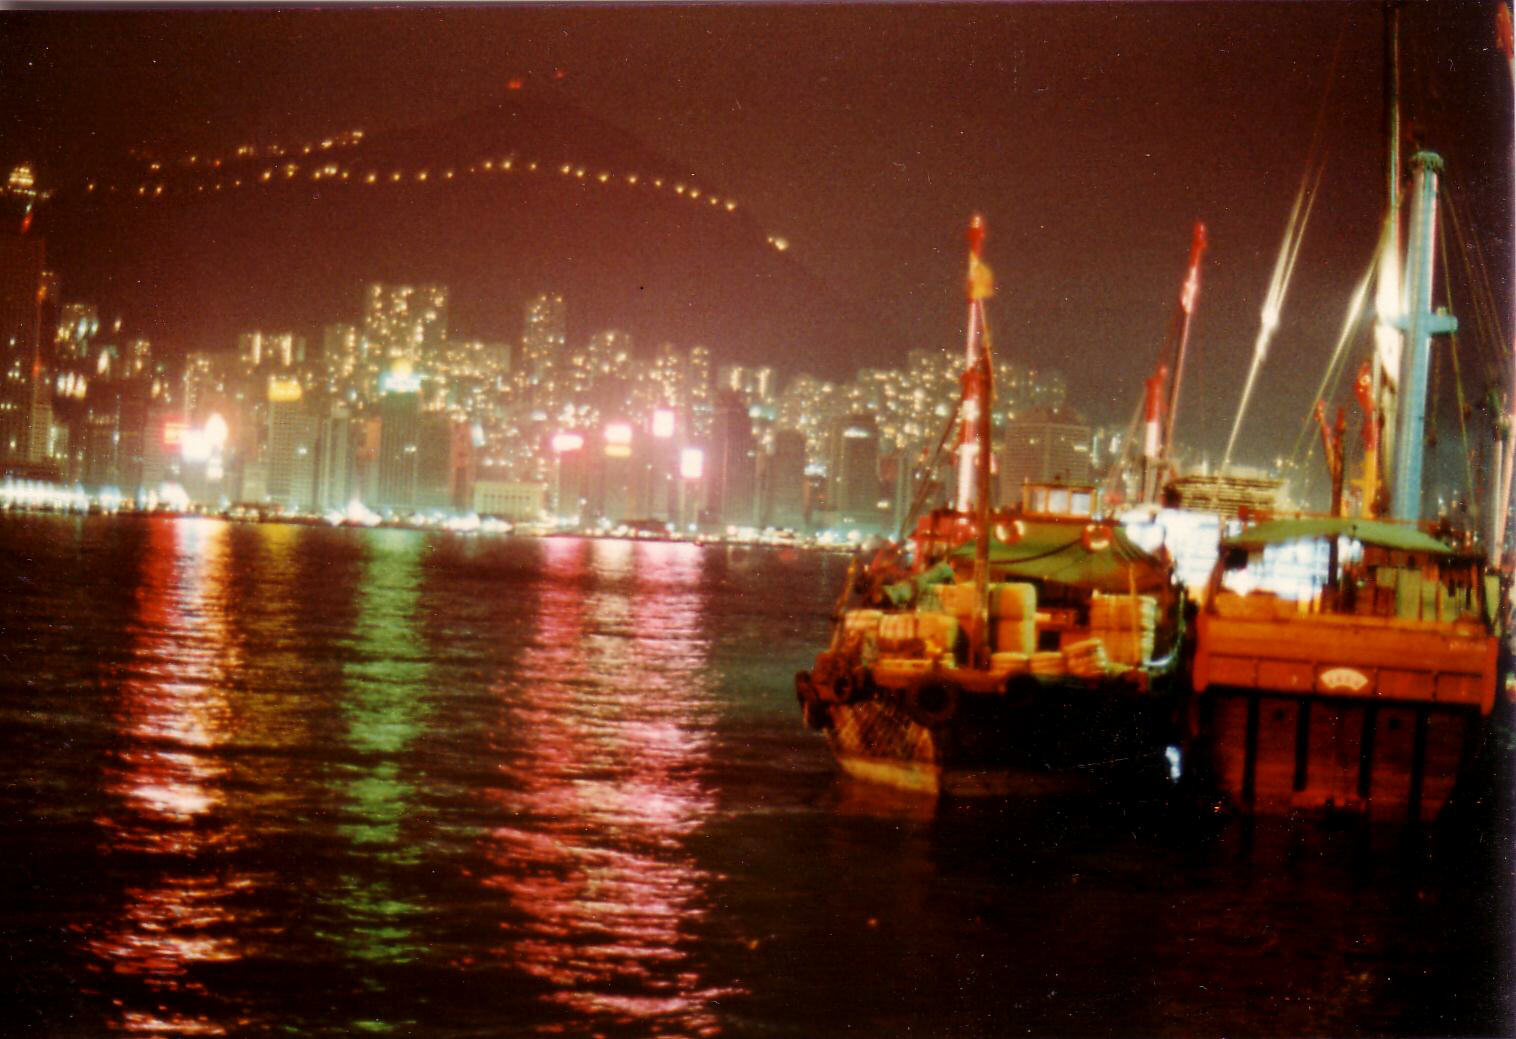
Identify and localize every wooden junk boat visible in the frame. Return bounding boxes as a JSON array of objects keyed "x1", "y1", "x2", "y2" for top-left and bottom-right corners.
[
  {"x1": 1190, "y1": 517, "x2": 1504, "y2": 822},
  {"x1": 794, "y1": 219, "x2": 1186, "y2": 796},
  {"x1": 1183, "y1": 101, "x2": 1513, "y2": 821}
]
